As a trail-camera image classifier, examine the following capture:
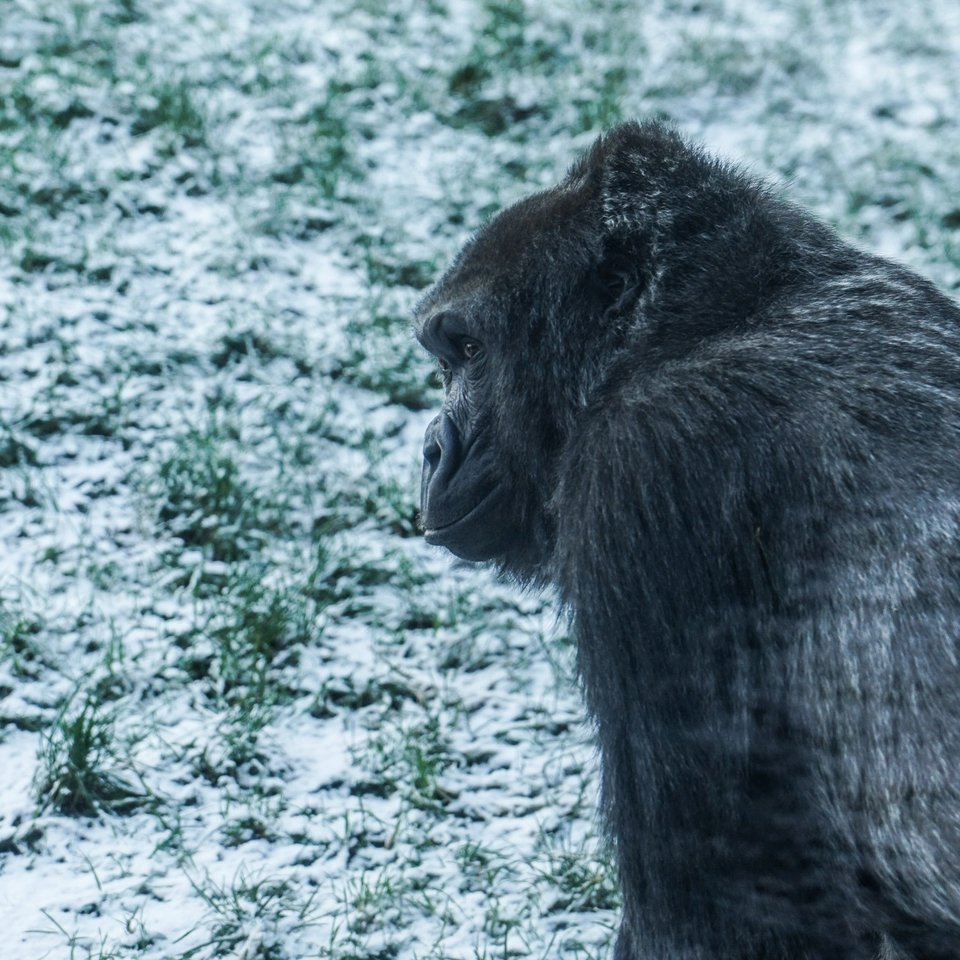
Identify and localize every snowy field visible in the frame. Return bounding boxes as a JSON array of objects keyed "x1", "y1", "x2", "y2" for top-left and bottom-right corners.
[{"x1": 1, "y1": 0, "x2": 959, "y2": 957}]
